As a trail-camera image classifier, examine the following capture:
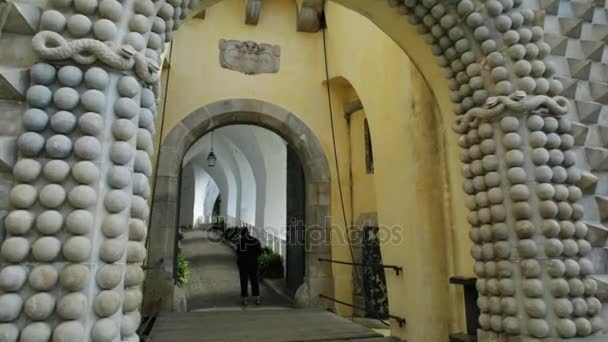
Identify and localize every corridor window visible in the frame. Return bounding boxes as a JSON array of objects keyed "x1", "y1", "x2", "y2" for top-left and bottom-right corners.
[{"x1": 364, "y1": 119, "x2": 374, "y2": 174}]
